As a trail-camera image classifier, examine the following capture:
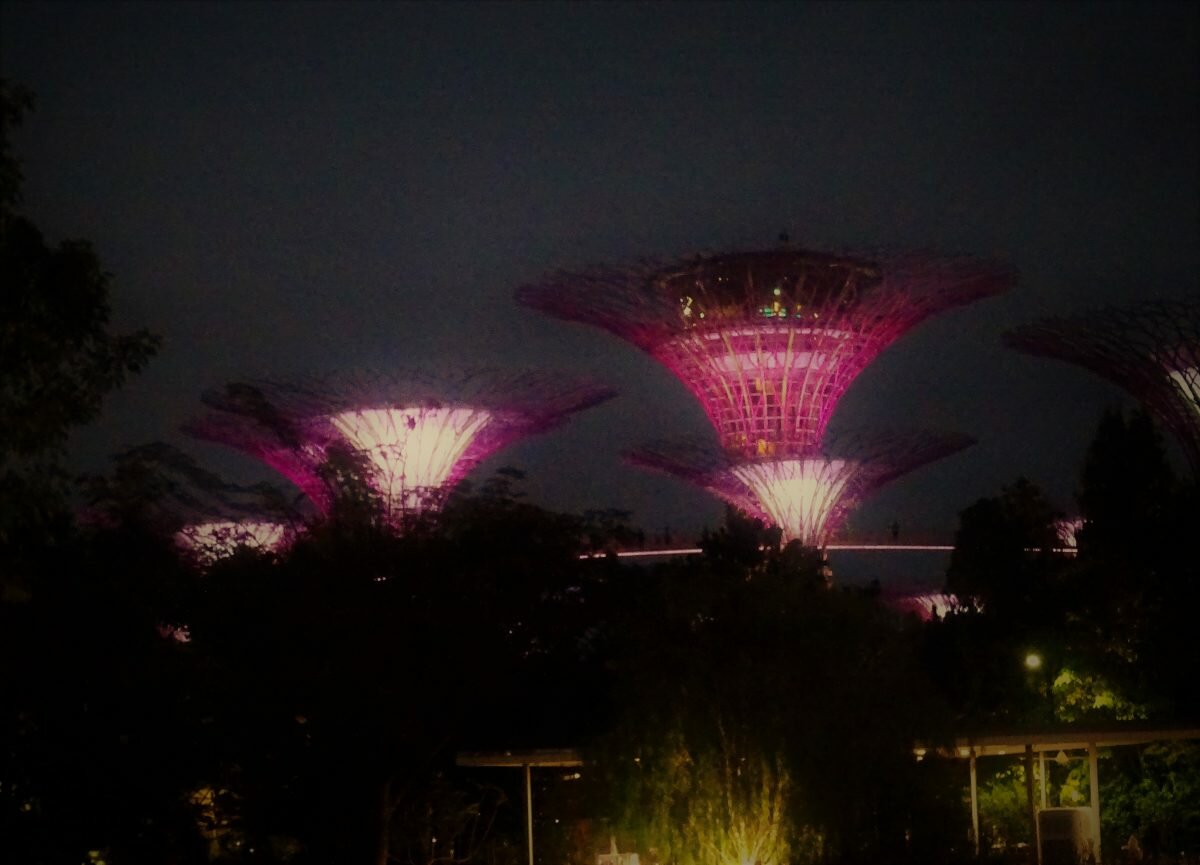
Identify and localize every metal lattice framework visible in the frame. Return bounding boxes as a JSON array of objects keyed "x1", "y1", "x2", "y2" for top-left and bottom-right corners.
[
  {"x1": 627, "y1": 429, "x2": 975, "y2": 547},
  {"x1": 1003, "y1": 298, "x2": 1200, "y2": 476},
  {"x1": 184, "y1": 370, "x2": 615, "y2": 524},
  {"x1": 519, "y1": 248, "x2": 1011, "y2": 458}
]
